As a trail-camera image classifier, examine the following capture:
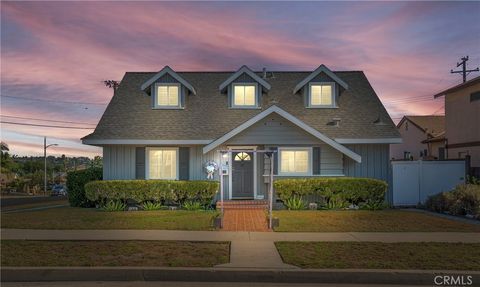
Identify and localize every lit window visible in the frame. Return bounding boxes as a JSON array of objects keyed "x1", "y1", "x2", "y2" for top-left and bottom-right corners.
[
  {"x1": 234, "y1": 152, "x2": 251, "y2": 161},
  {"x1": 147, "y1": 148, "x2": 177, "y2": 179},
  {"x1": 156, "y1": 85, "x2": 179, "y2": 107},
  {"x1": 233, "y1": 84, "x2": 256, "y2": 107},
  {"x1": 310, "y1": 84, "x2": 333, "y2": 106},
  {"x1": 279, "y1": 149, "x2": 310, "y2": 174}
]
